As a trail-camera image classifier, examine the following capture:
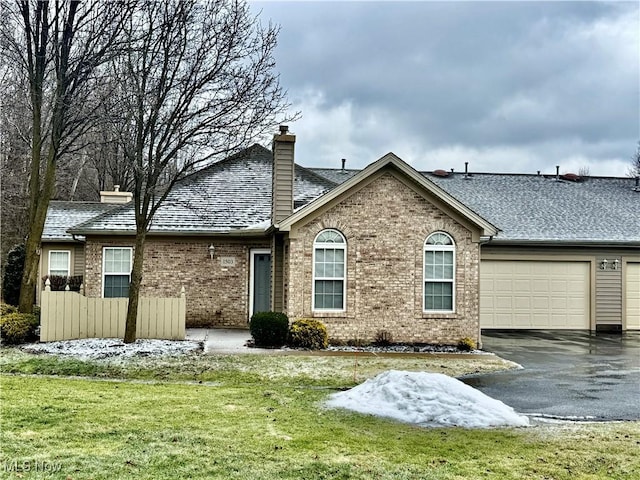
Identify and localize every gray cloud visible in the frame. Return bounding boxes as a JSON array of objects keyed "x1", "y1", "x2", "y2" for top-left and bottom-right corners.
[{"x1": 253, "y1": 1, "x2": 639, "y2": 176}]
